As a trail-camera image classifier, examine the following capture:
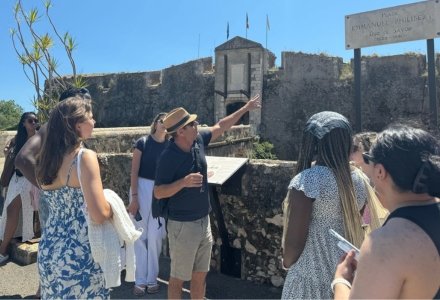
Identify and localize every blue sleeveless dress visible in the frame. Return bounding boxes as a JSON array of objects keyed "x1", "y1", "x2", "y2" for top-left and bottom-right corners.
[{"x1": 37, "y1": 155, "x2": 109, "y2": 299}]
